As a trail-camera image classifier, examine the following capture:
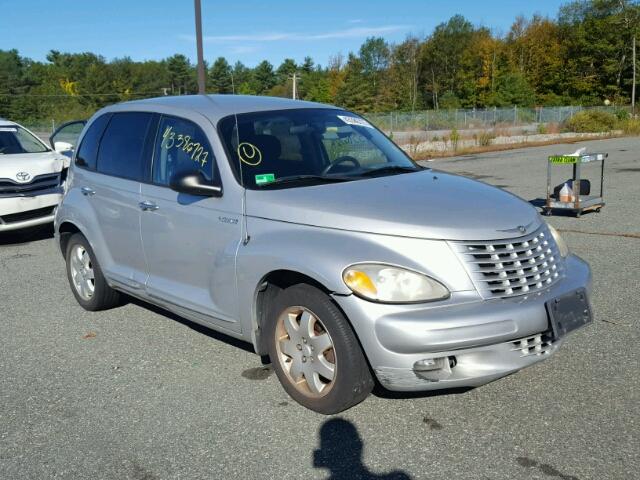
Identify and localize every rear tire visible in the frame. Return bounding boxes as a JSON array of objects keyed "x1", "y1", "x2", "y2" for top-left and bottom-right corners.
[
  {"x1": 267, "y1": 284, "x2": 373, "y2": 414},
  {"x1": 65, "y1": 233, "x2": 120, "y2": 311}
]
